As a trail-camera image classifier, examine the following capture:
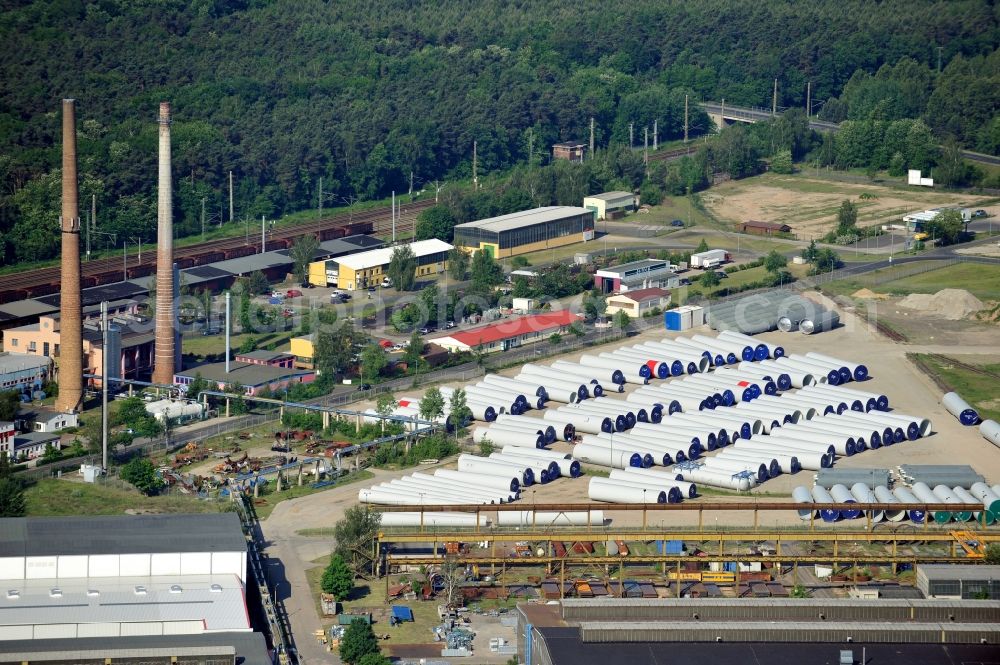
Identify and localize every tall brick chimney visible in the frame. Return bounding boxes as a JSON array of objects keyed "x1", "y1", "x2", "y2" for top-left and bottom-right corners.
[
  {"x1": 152, "y1": 102, "x2": 176, "y2": 385},
  {"x1": 55, "y1": 99, "x2": 83, "y2": 413}
]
